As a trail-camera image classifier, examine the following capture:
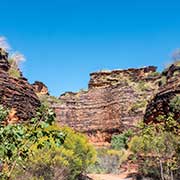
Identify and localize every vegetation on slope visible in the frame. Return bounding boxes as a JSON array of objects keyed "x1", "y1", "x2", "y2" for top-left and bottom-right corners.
[
  {"x1": 129, "y1": 114, "x2": 180, "y2": 180},
  {"x1": 0, "y1": 104, "x2": 96, "y2": 180}
]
